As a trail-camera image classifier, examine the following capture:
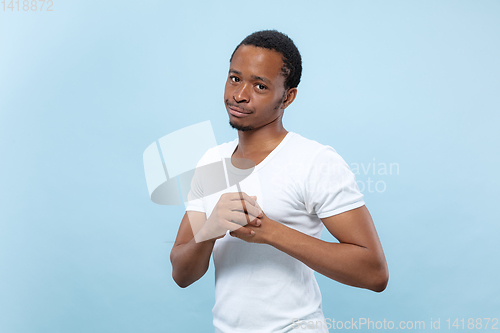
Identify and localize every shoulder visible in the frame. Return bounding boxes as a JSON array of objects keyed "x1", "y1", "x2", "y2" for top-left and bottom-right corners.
[
  {"x1": 284, "y1": 132, "x2": 342, "y2": 162},
  {"x1": 282, "y1": 133, "x2": 354, "y2": 182}
]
